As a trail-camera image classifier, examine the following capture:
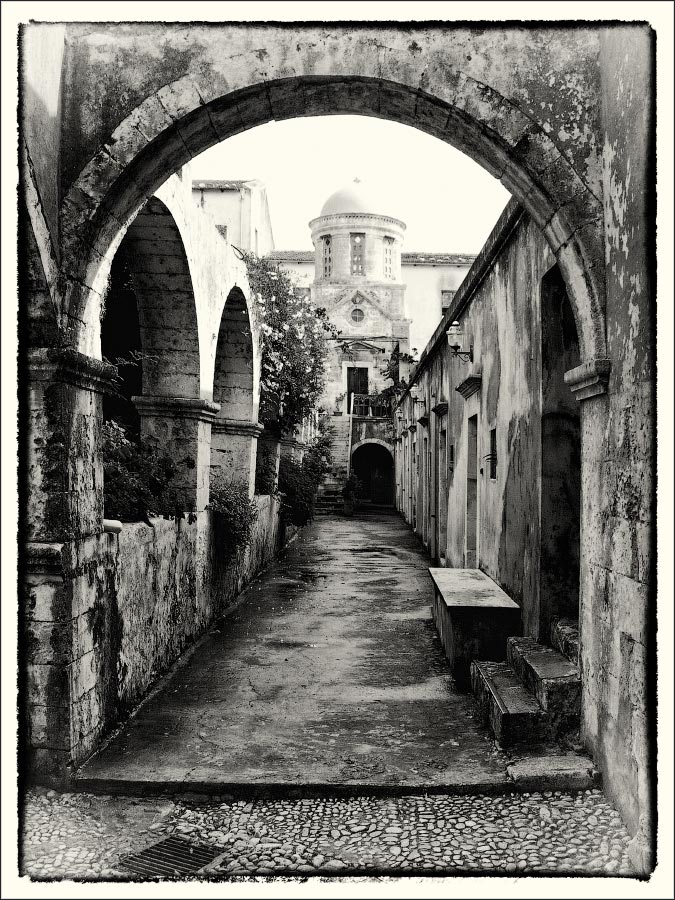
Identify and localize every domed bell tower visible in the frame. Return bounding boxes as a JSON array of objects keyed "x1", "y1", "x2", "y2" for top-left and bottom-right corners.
[{"x1": 309, "y1": 180, "x2": 411, "y2": 416}]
